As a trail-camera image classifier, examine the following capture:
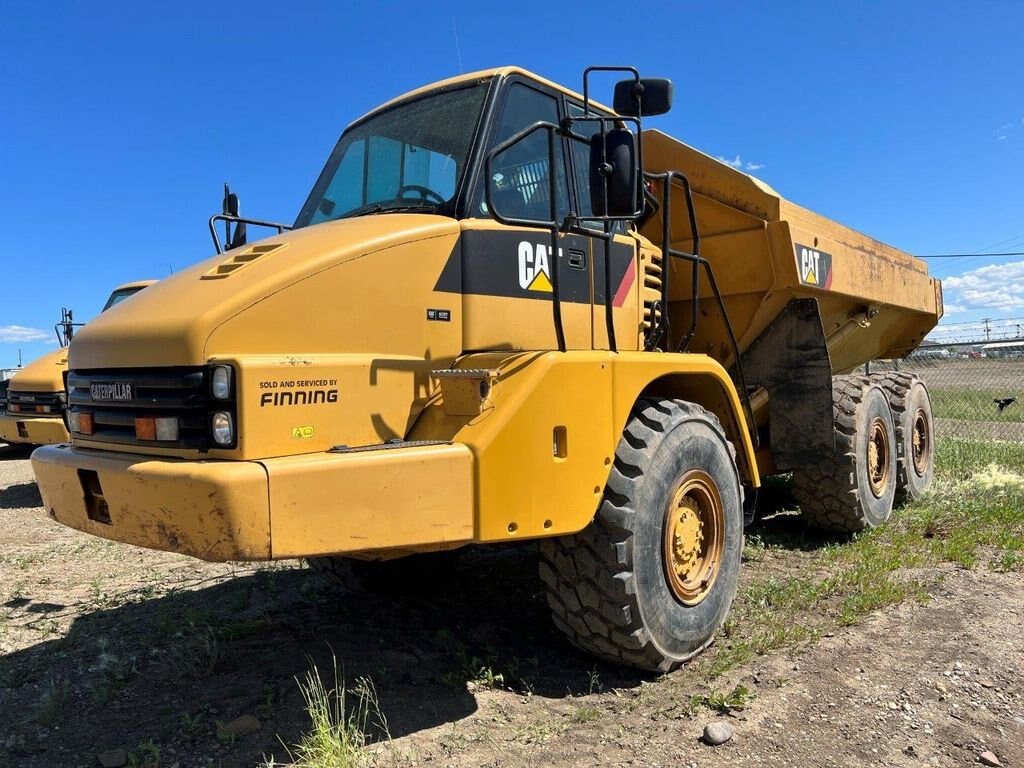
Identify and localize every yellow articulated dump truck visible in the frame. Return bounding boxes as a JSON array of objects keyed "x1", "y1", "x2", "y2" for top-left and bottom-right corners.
[
  {"x1": 32, "y1": 67, "x2": 941, "y2": 671},
  {"x1": 1, "y1": 281, "x2": 154, "y2": 447}
]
